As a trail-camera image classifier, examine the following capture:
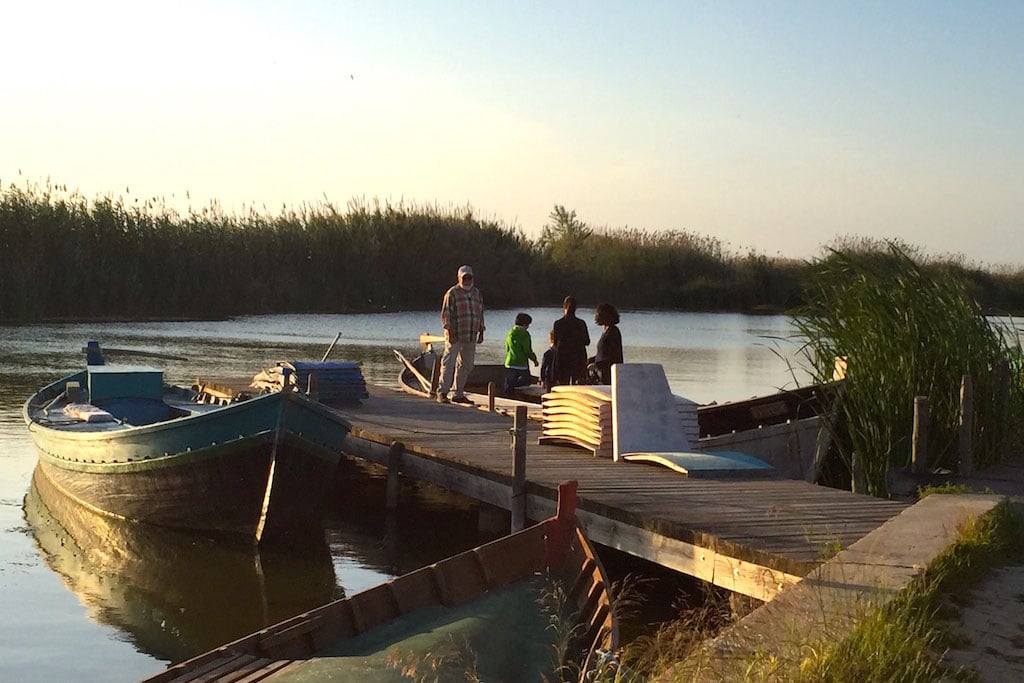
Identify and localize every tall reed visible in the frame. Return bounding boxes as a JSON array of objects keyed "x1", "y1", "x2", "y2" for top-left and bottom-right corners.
[
  {"x1": 5, "y1": 177, "x2": 1024, "y2": 322},
  {"x1": 793, "y1": 241, "x2": 1024, "y2": 495}
]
